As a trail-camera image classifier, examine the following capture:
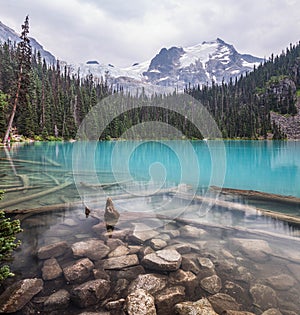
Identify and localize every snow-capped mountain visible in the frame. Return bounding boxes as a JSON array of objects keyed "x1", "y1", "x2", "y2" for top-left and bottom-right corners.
[
  {"x1": 0, "y1": 20, "x2": 263, "y2": 92},
  {"x1": 0, "y1": 21, "x2": 56, "y2": 65},
  {"x1": 71, "y1": 38, "x2": 263, "y2": 92}
]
